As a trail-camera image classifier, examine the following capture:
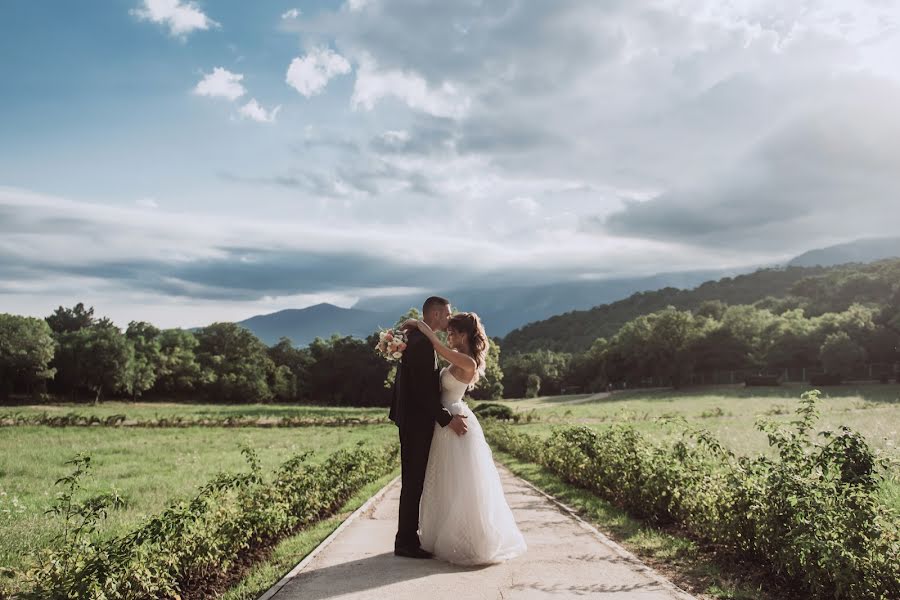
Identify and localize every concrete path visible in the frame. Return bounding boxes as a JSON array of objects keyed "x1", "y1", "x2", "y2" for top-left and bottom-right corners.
[{"x1": 262, "y1": 465, "x2": 696, "y2": 600}]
